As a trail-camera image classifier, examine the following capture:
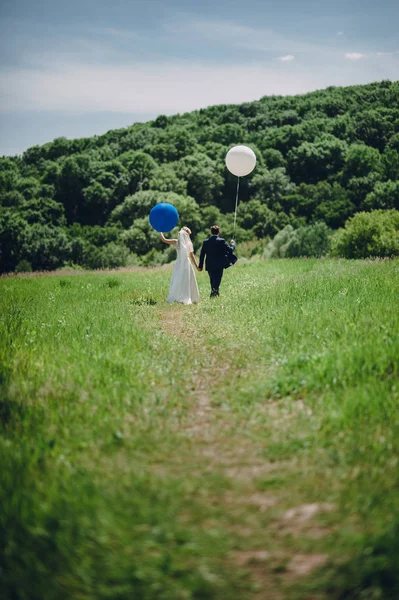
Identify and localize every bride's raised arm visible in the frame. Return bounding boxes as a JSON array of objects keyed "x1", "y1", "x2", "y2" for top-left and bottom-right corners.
[{"x1": 159, "y1": 232, "x2": 177, "y2": 245}]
